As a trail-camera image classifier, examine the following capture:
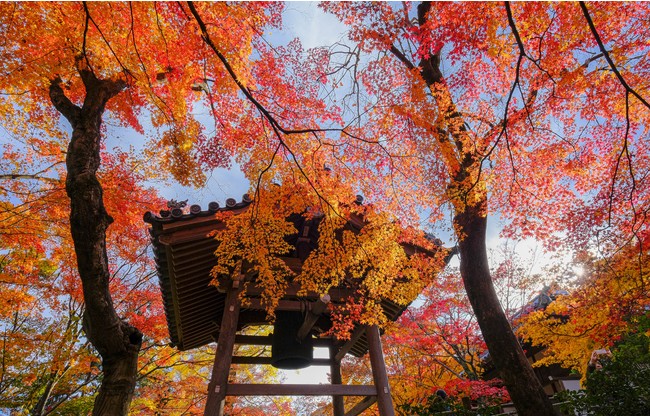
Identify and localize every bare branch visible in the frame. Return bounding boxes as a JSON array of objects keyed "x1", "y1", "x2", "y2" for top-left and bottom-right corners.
[{"x1": 0, "y1": 161, "x2": 64, "y2": 183}]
